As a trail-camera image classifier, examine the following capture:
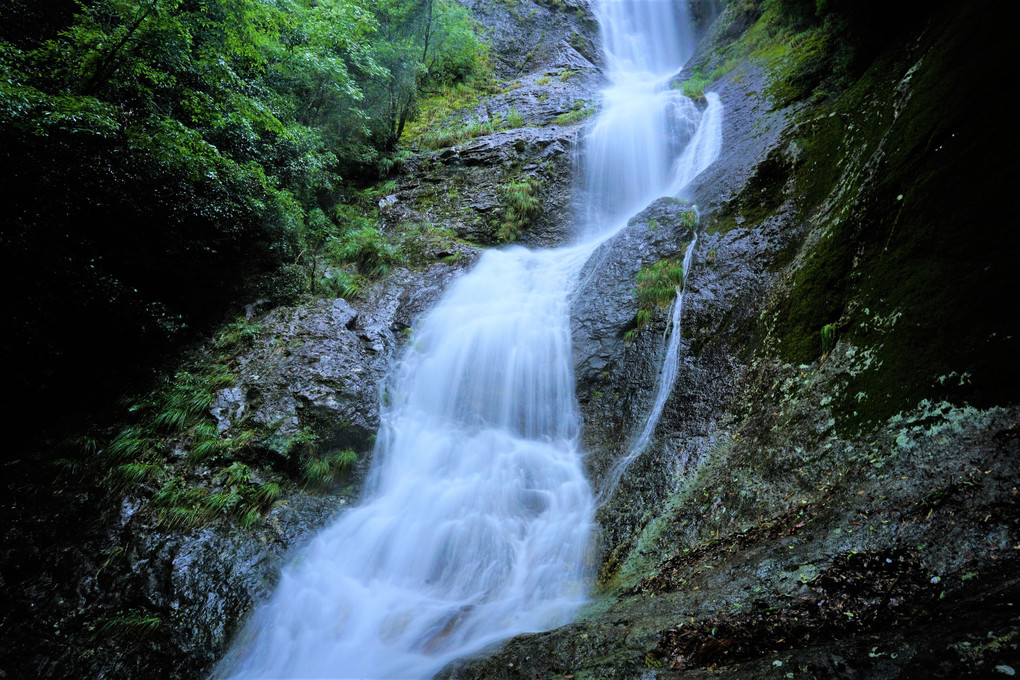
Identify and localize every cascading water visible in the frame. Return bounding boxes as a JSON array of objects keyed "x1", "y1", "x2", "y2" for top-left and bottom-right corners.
[{"x1": 212, "y1": 2, "x2": 721, "y2": 678}]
